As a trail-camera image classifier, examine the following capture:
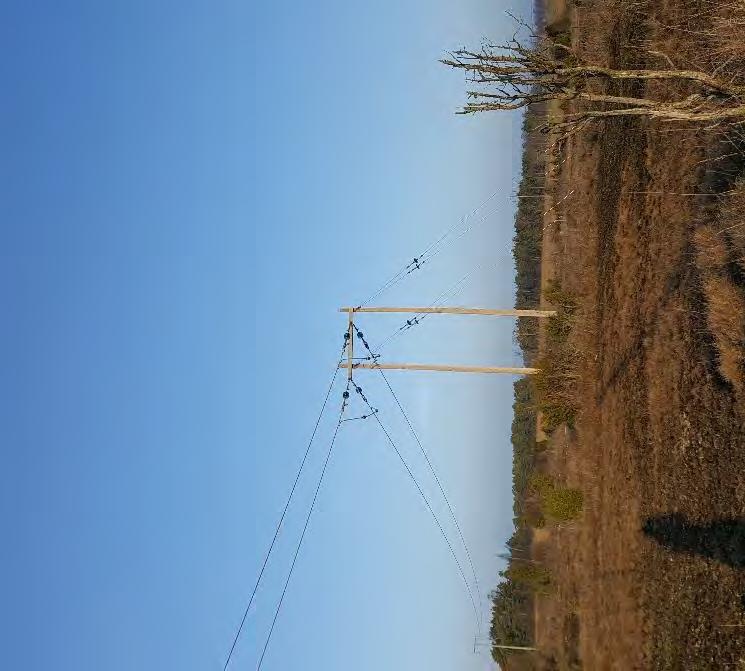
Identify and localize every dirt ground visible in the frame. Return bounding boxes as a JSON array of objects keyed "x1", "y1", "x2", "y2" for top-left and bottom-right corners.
[{"x1": 528, "y1": 1, "x2": 745, "y2": 669}]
